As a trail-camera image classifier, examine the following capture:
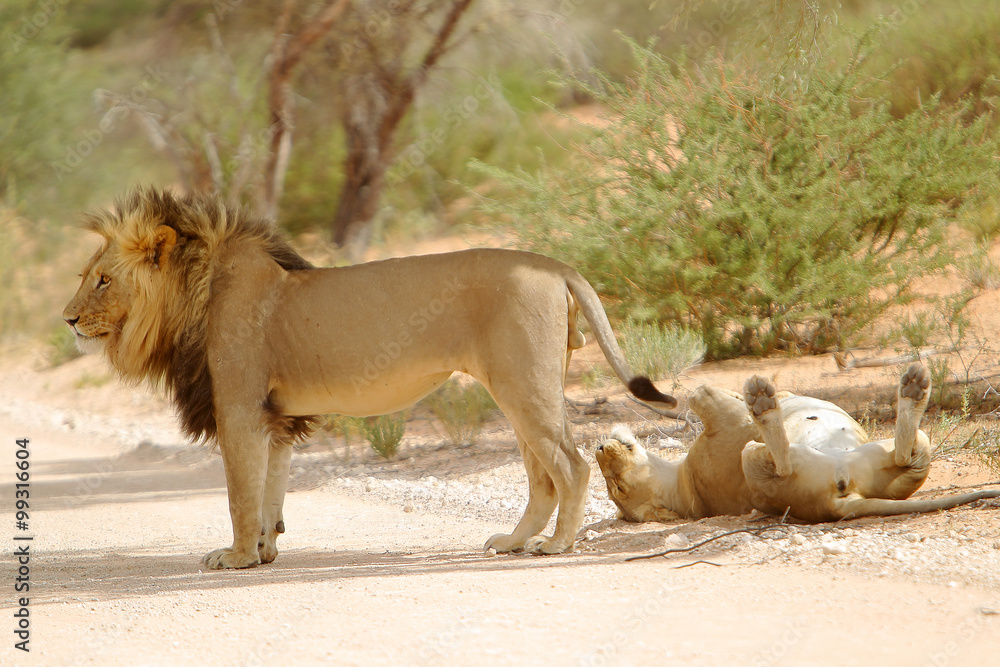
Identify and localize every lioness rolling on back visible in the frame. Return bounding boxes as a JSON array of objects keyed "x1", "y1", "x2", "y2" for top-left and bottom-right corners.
[
  {"x1": 63, "y1": 187, "x2": 676, "y2": 568},
  {"x1": 597, "y1": 364, "x2": 1000, "y2": 523}
]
